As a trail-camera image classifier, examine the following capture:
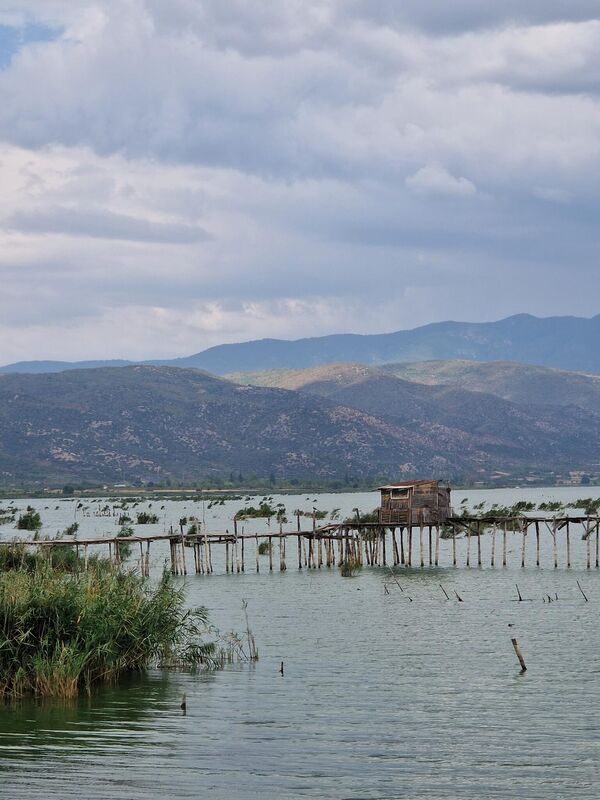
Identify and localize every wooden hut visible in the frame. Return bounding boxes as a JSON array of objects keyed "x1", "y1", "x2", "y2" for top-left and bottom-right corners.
[{"x1": 377, "y1": 480, "x2": 451, "y2": 526}]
